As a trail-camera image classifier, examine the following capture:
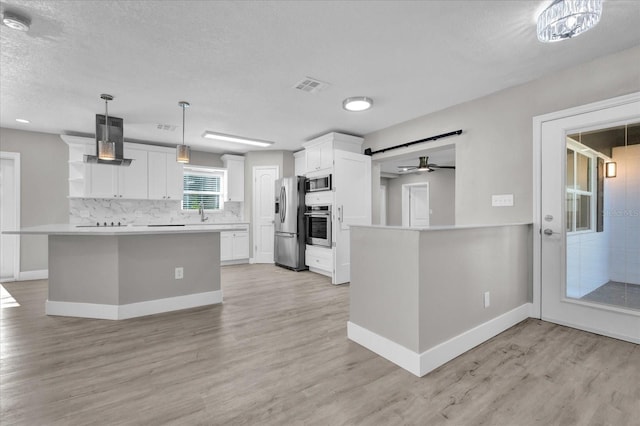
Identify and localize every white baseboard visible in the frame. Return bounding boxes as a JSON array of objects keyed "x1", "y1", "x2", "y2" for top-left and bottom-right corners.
[
  {"x1": 308, "y1": 266, "x2": 332, "y2": 278},
  {"x1": 18, "y1": 269, "x2": 48, "y2": 281},
  {"x1": 221, "y1": 259, "x2": 249, "y2": 266},
  {"x1": 348, "y1": 303, "x2": 533, "y2": 377},
  {"x1": 46, "y1": 290, "x2": 223, "y2": 320}
]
